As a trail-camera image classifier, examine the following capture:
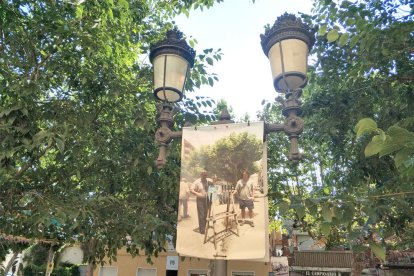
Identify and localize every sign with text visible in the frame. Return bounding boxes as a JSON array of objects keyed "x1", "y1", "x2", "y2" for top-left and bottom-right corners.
[
  {"x1": 299, "y1": 271, "x2": 350, "y2": 276},
  {"x1": 166, "y1": 256, "x2": 179, "y2": 270},
  {"x1": 176, "y1": 122, "x2": 269, "y2": 261}
]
